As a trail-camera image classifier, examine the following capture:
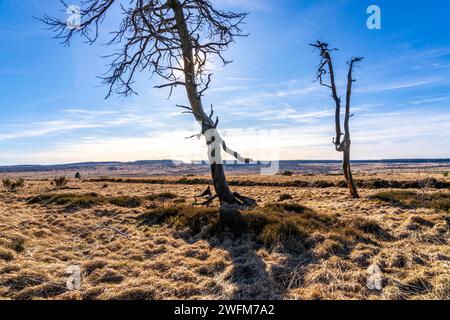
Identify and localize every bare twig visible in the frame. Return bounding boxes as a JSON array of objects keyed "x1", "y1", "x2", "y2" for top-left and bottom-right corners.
[{"x1": 96, "y1": 226, "x2": 131, "y2": 240}]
